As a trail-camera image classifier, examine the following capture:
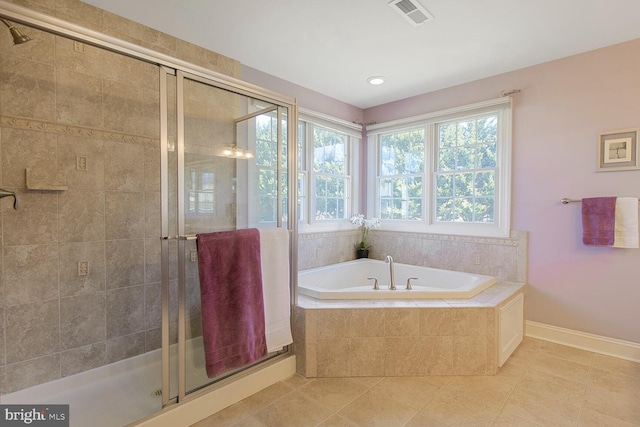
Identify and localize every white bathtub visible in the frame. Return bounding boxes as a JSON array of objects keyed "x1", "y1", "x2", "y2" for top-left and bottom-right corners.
[
  {"x1": 298, "y1": 259, "x2": 496, "y2": 300},
  {"x1": 2, "y1": 338, "x2": 209, "y2": 427}
]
